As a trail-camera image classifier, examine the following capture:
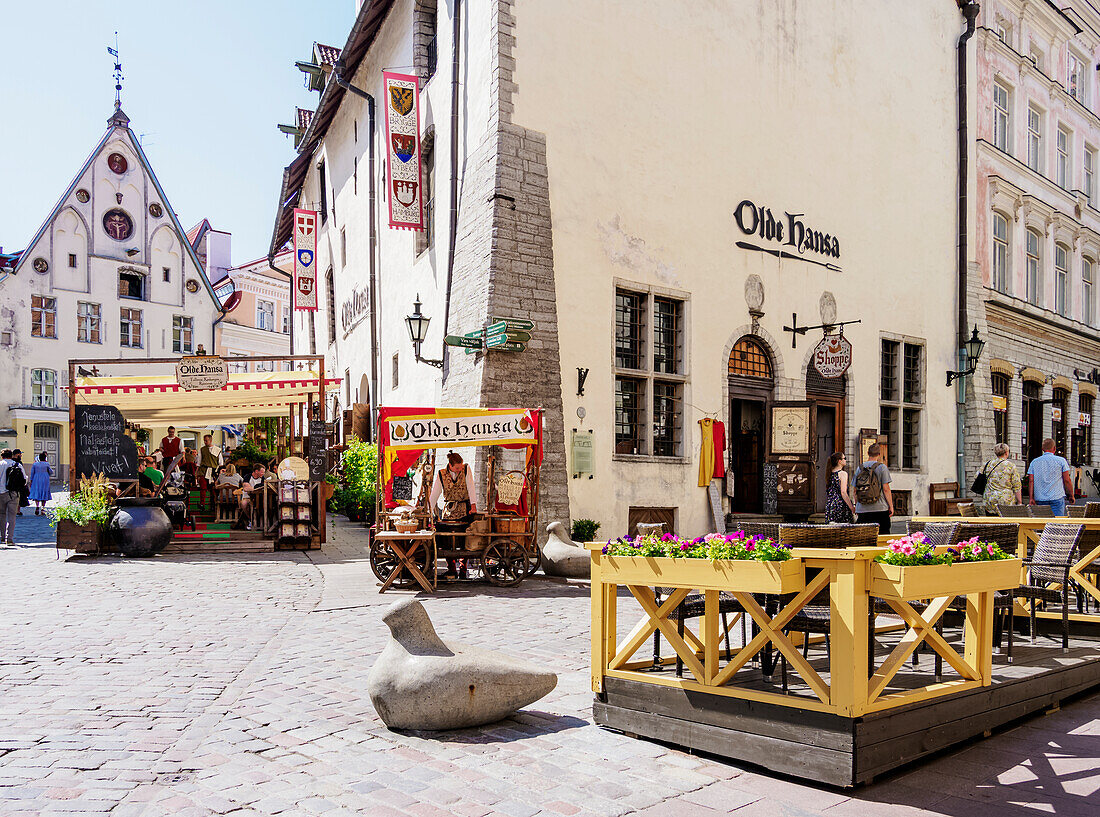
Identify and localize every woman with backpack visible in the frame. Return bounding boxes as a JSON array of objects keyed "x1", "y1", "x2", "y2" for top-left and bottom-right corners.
[{"x1": 974, "y1": 443, "x2": 1021, "y2": 515}]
